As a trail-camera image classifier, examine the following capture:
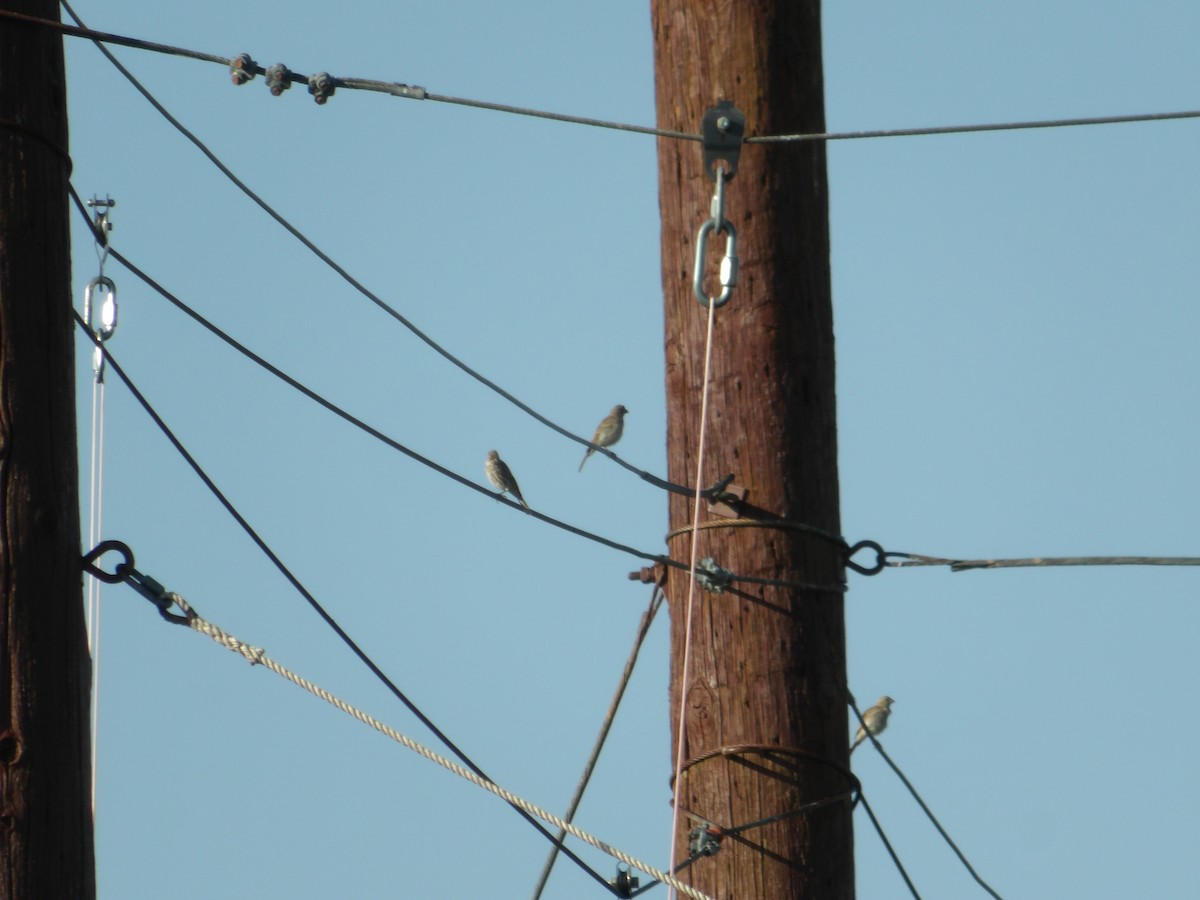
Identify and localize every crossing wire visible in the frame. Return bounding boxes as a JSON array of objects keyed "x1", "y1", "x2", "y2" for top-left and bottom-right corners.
[
  {"x1": 56, "y1": 0, "x2": 707, "y2": 501},
  {"x1": 103, "y1": 578, "x2": 714, "y2": 900},
  {"x1": 71, "y1": 313, "x2": 621, "y2": 895},
  {"x1": 69, "y1": 181, "x2": 836, "y2": 597}
]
